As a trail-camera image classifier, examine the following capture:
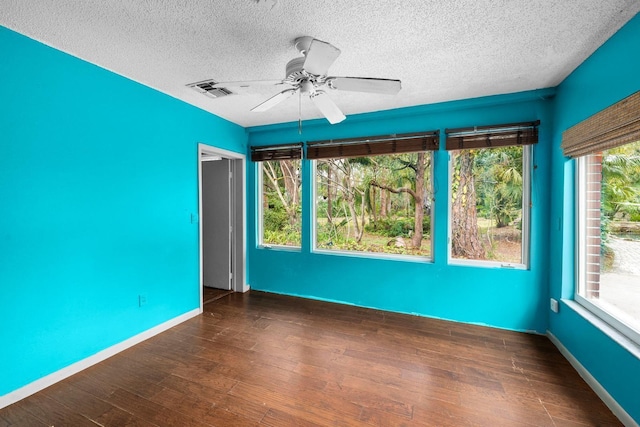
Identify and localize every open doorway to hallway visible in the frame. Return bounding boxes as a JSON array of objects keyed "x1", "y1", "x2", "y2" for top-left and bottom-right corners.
[{"x1": 198, "y1": 143, "x2": 247, "y2": 311}]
